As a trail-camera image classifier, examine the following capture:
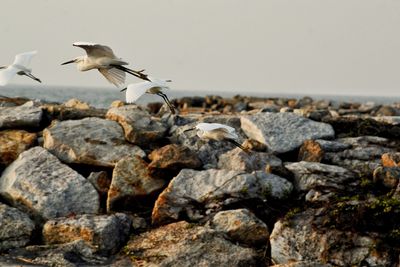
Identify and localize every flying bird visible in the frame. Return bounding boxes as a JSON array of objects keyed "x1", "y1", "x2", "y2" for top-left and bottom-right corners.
[
  {"x1": 122, "y1": 76, "x2": 176, "y2": 114},
  {"x1": 185, "y1": 122, "x2": 248, "y2": 151},
  {"x1": 0, "y1": 51, "x2": 41, "y2": 86},
  {"x1": 61, "y1": 42, "x2": 149, "y2": 87}
]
